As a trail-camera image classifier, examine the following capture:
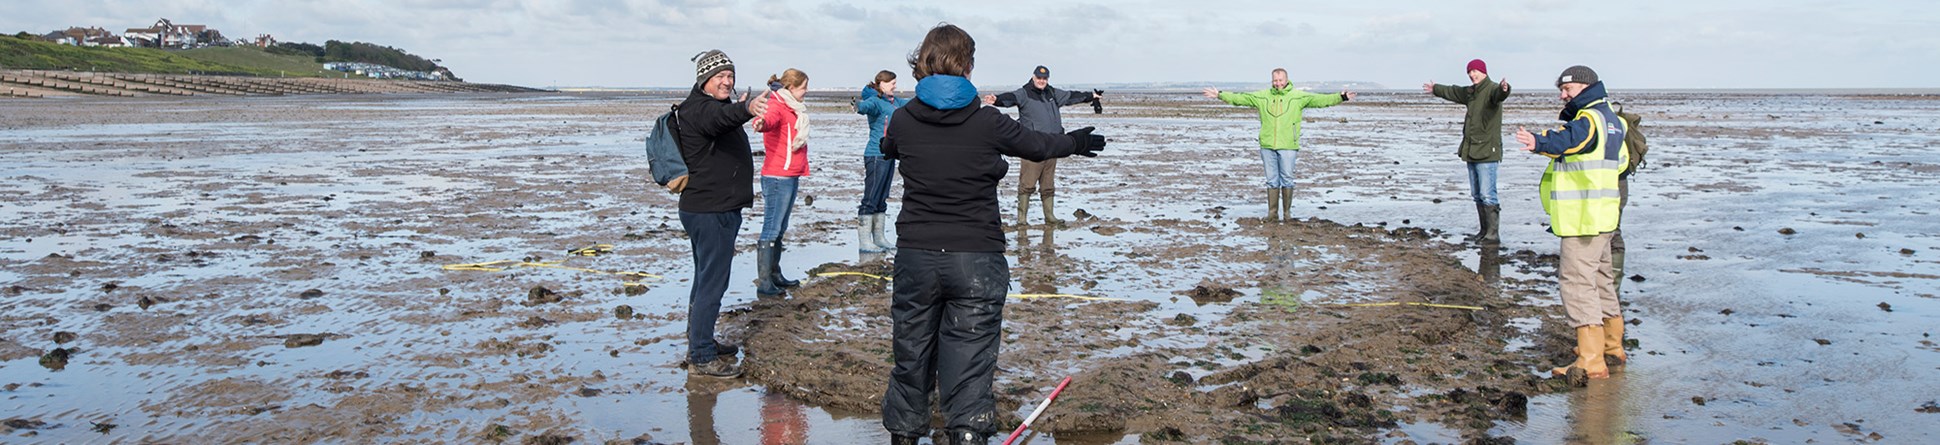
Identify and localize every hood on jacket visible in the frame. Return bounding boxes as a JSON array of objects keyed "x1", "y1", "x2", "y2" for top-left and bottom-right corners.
[
  {"x1": 915, "y1": 75, "x2": 978, "y2": 110},
  {"x1": 859, "y1": 87, "x2": 876, "y2": 99},
  {"x1": 1559, "y1": 81, "x2": 1608, "y2": 121}
]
